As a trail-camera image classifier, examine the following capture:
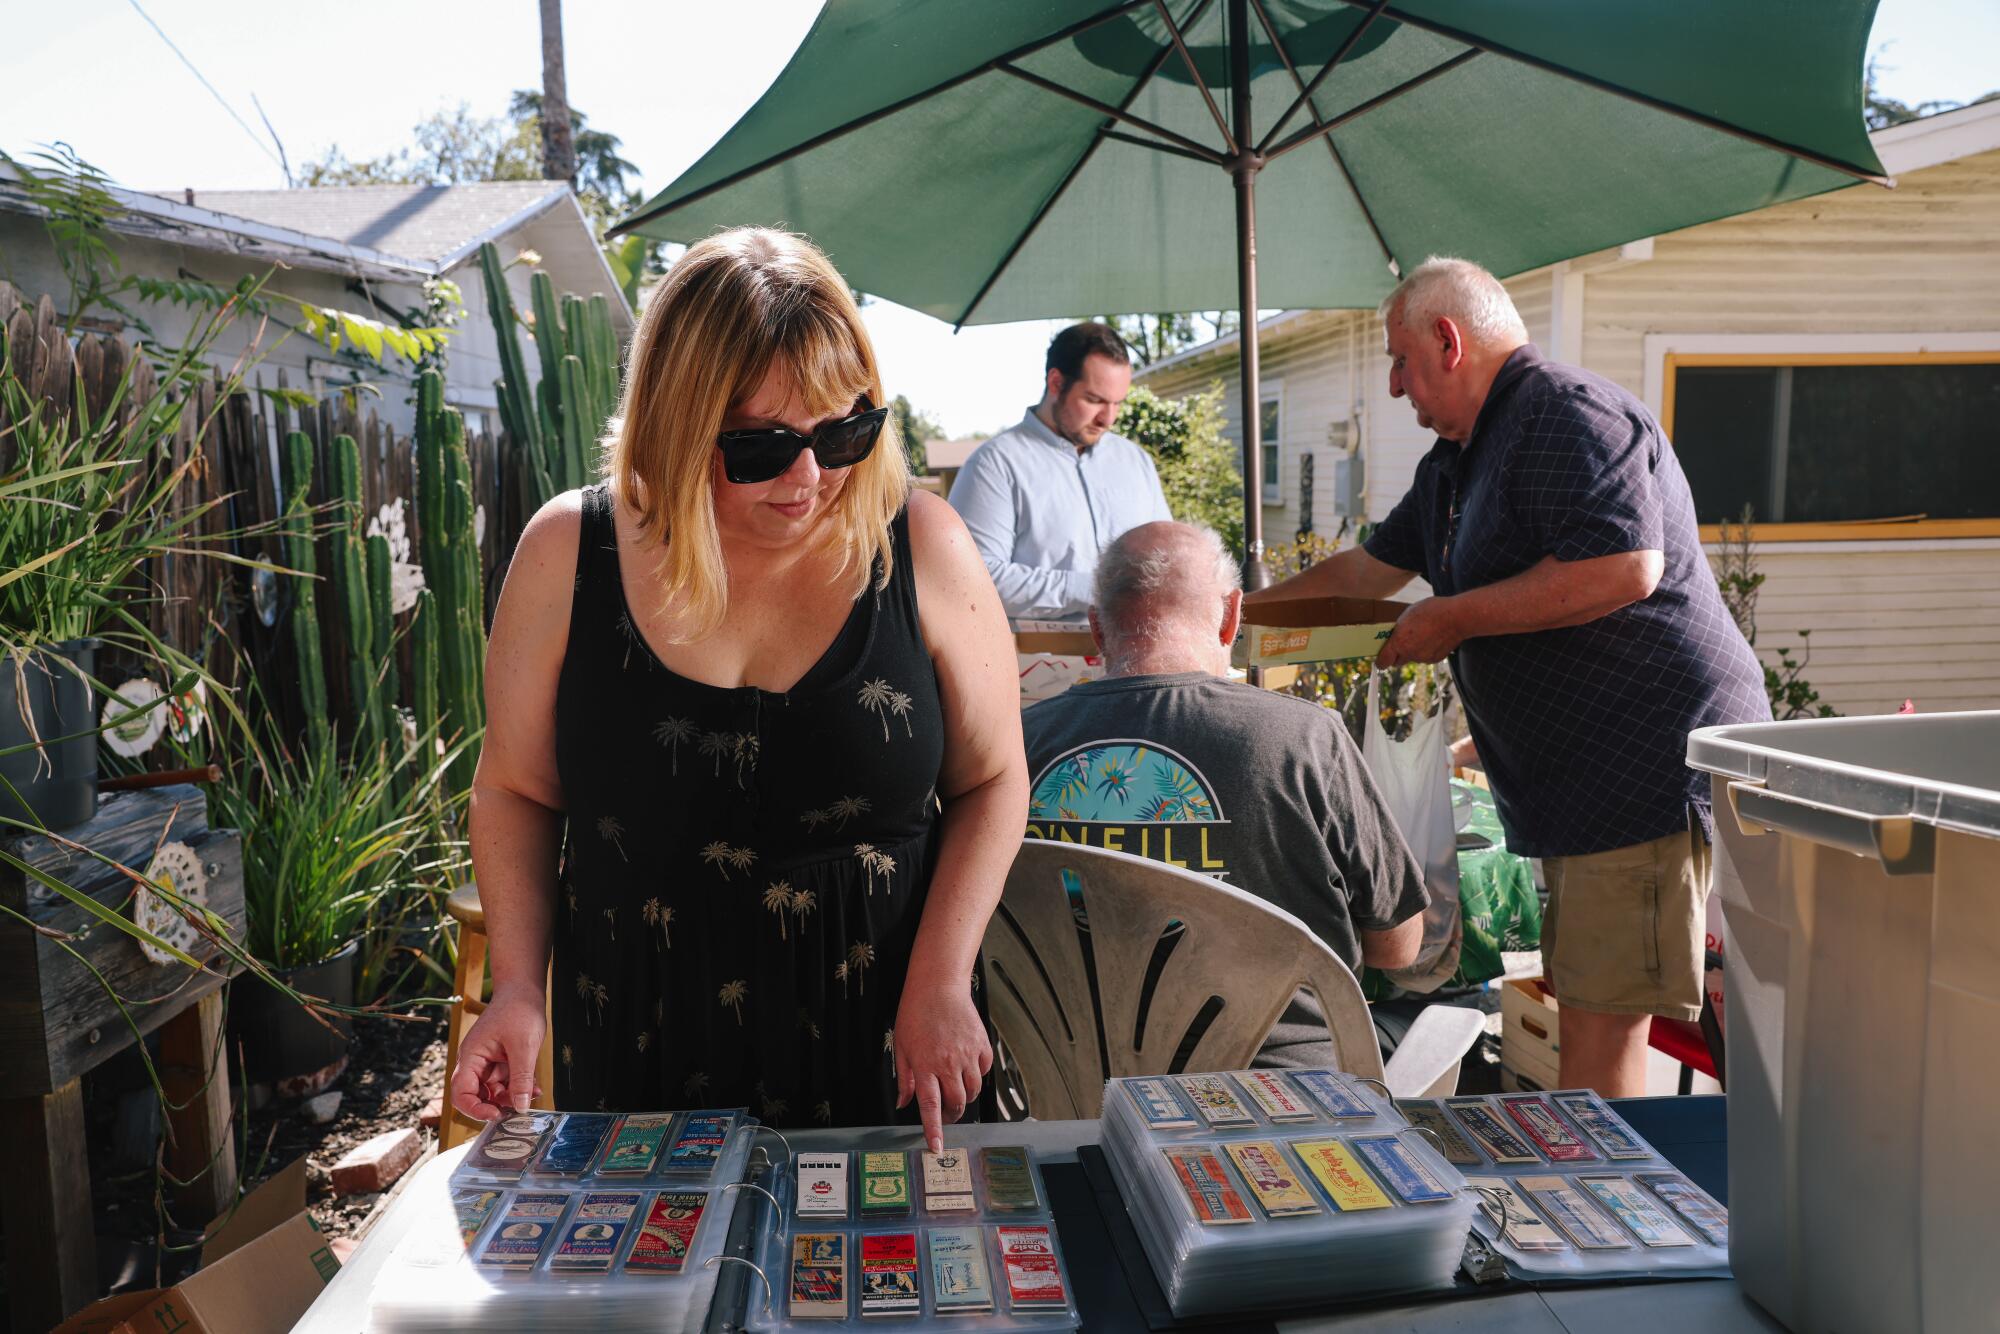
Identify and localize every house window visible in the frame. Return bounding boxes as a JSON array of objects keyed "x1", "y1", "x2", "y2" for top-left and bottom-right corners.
[
  {"x1": 1260, "y1": 393, "x2": 1281, "y2": 505},
  {"x1": 1664, "y1": 352, "x2": 2000, "y2": 535}
]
